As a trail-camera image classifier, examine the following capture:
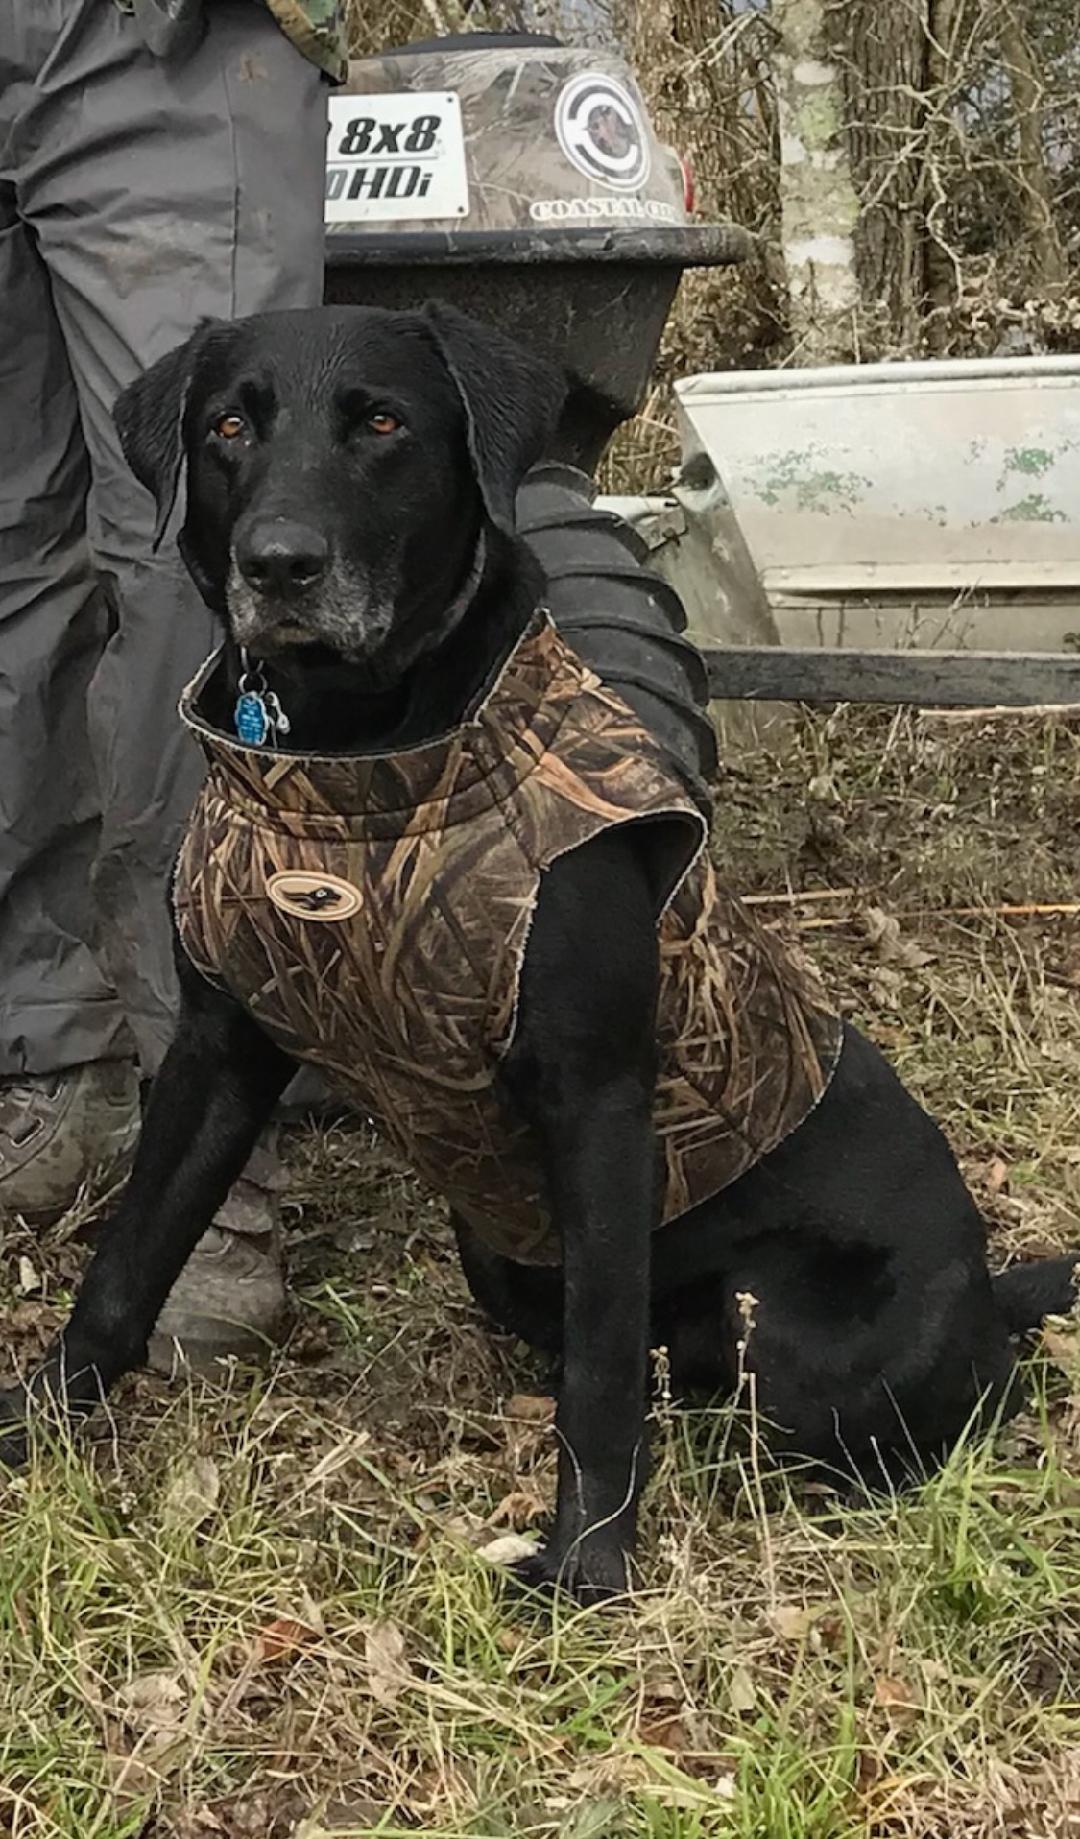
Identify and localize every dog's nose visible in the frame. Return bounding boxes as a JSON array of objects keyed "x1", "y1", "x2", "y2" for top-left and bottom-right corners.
[{"x1": 235, "y1": 518, "x2": 329, "y2": 596}]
